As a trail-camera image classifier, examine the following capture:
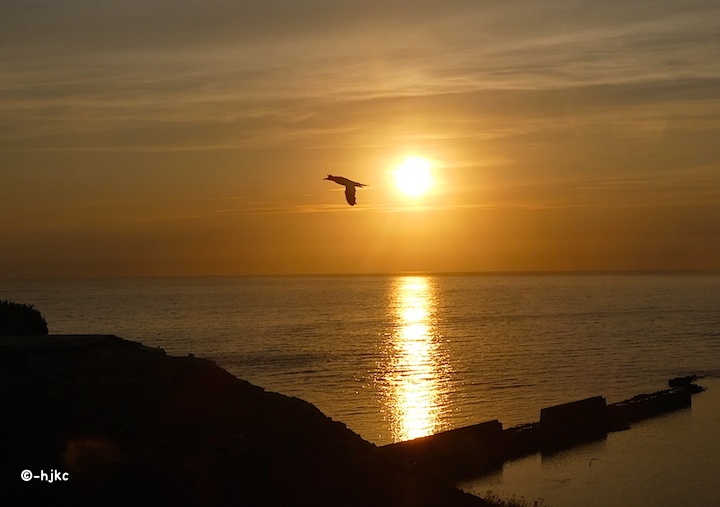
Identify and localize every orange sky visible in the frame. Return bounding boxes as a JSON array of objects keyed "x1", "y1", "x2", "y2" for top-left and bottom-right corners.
[{"x1": 2, "y1": 1, "x2": 720, "y2": 277}]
